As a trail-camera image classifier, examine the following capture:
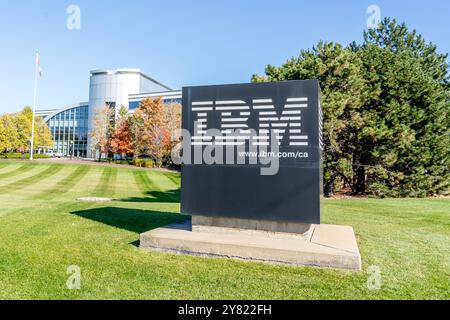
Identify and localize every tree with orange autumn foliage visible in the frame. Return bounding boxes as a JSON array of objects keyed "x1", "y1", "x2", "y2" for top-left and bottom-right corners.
[
  {"x1": 132, "y1": 97, "x2": 171, "y2": 166},
  {"x1": 164, "y1": 102, "x2": 182, "y2": 150},
  {"x1": 110, "y1": 106, "x2": 133, "y2": 157}
]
